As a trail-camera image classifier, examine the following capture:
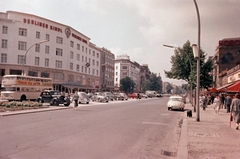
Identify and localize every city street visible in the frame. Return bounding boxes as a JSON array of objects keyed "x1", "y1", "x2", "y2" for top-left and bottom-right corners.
[{"x1": 0, "y1": 97, "x2": 184, "y2": 159}]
